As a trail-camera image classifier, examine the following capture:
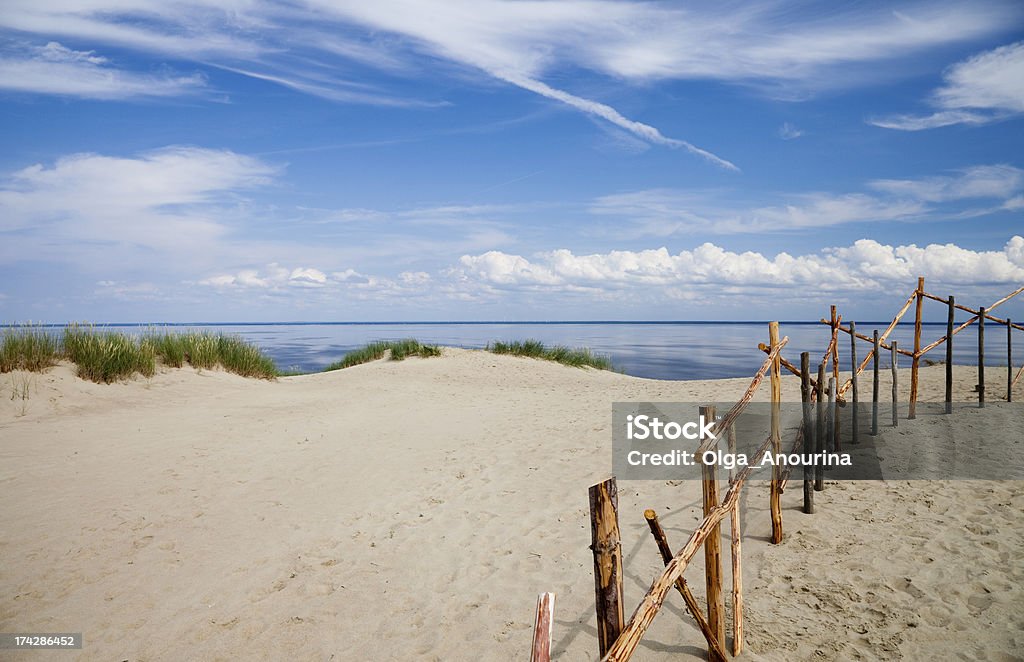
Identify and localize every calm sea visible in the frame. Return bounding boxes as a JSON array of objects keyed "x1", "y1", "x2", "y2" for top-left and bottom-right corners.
[{"x1": 74, "y1": 321, "x2": 1008, "y2": 381}]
